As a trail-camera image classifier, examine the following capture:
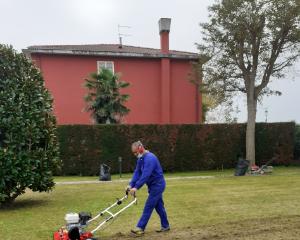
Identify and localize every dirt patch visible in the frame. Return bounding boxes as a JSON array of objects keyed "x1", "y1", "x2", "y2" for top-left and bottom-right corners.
[{"x1": 101, "y1": 215, "x2": 300, "y2": 240}]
